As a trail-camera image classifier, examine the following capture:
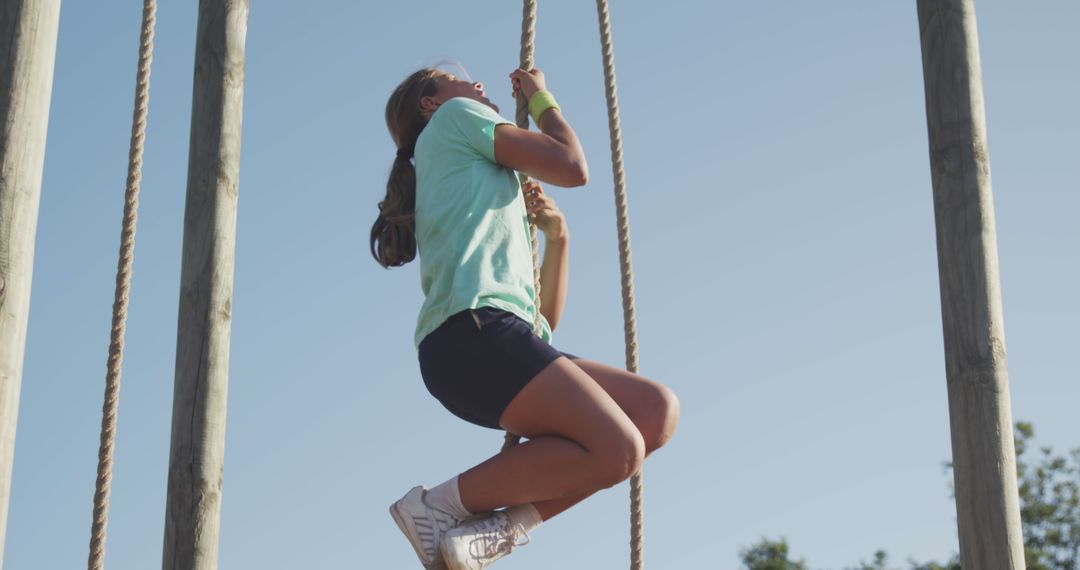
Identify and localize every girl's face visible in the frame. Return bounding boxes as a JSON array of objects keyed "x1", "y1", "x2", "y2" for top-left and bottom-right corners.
[{"x1": 420, "y1": 72, "x2": 498, "y2": 118}]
